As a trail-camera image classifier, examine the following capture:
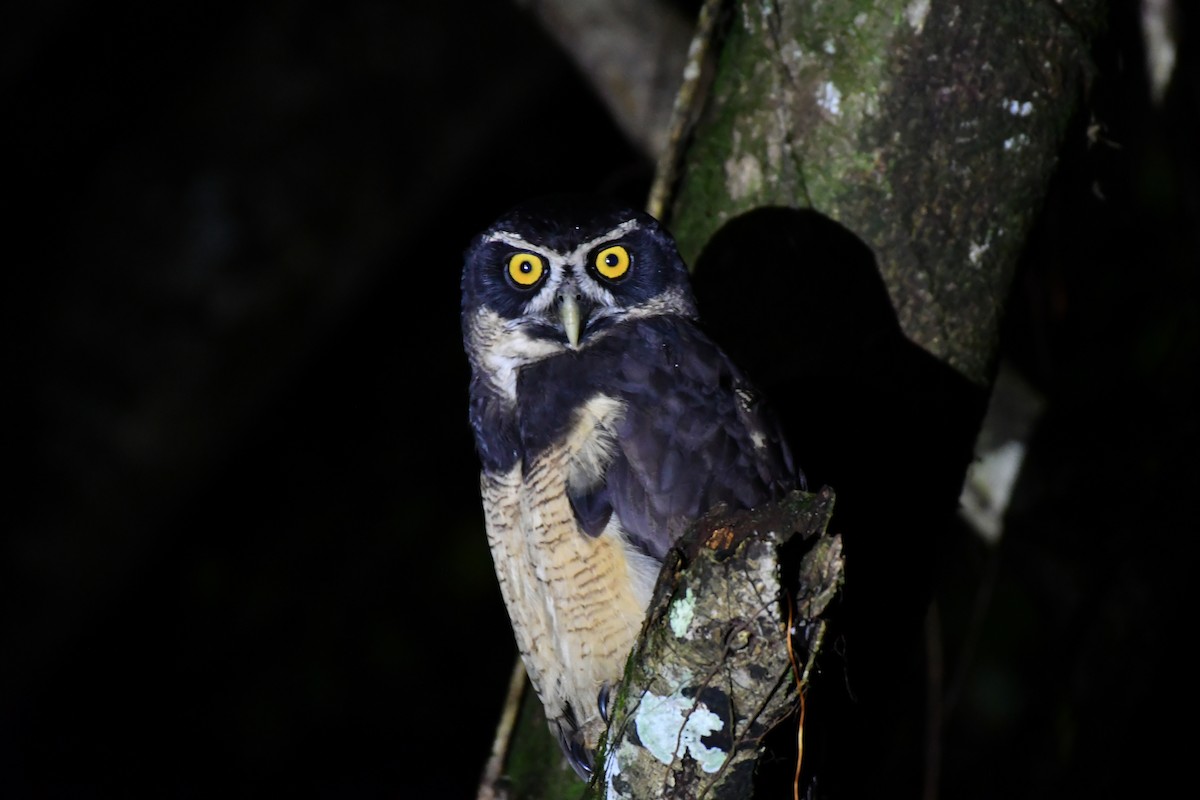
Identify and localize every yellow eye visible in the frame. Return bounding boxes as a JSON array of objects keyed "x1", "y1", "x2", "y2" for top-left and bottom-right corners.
[
  {"x1": 594, "y1": 245, "x2": 631, "y2": 280},
  {"x1": 507, "y1": 252, "x2": 544, "y2": 287}
]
